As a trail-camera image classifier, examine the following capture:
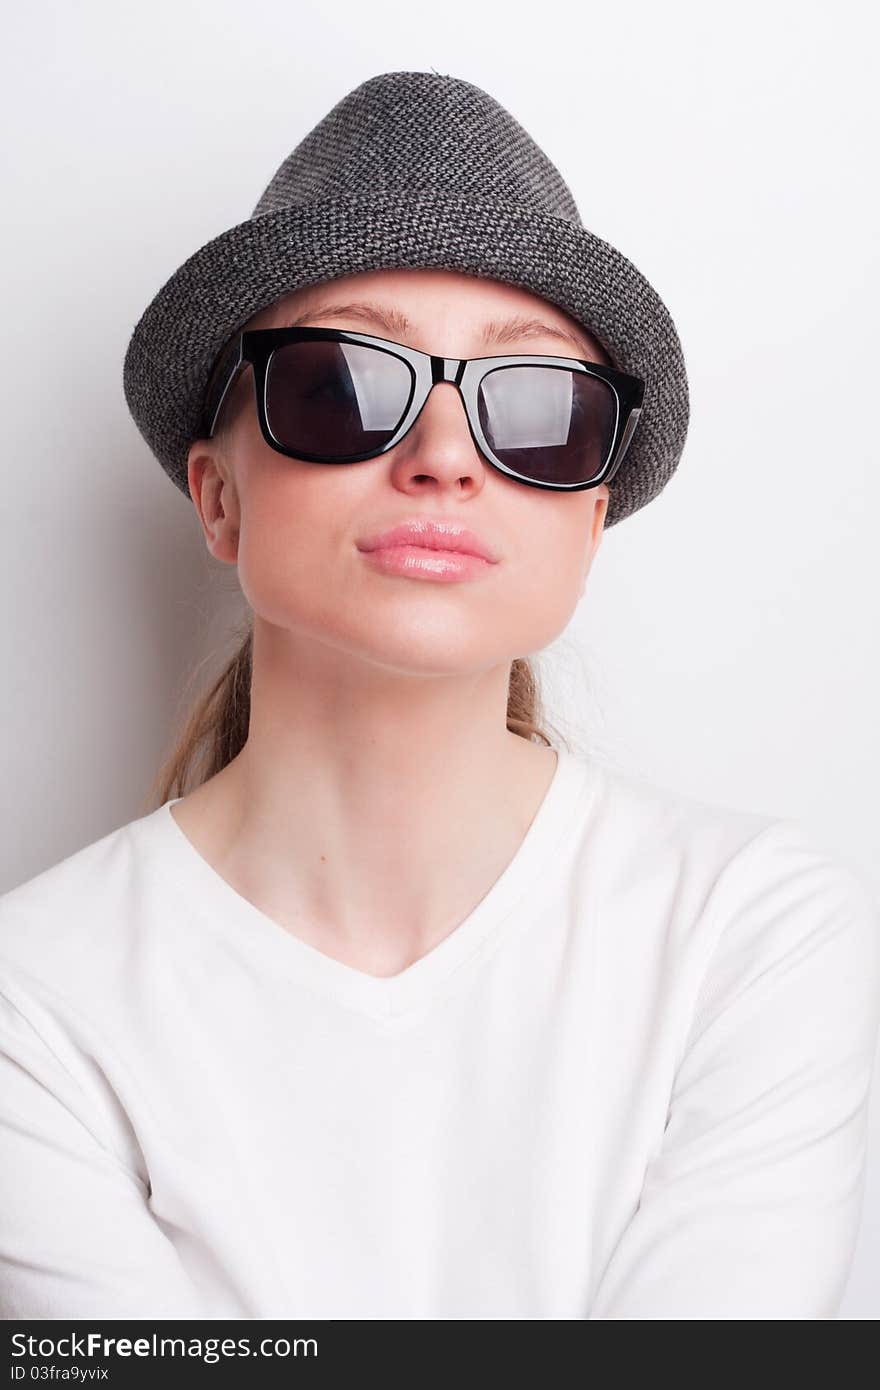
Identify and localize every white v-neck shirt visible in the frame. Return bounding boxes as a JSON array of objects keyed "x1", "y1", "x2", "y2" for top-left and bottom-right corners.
[{"x1": 1, "y1": 747, "x2": 879, "y2": 1321}]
